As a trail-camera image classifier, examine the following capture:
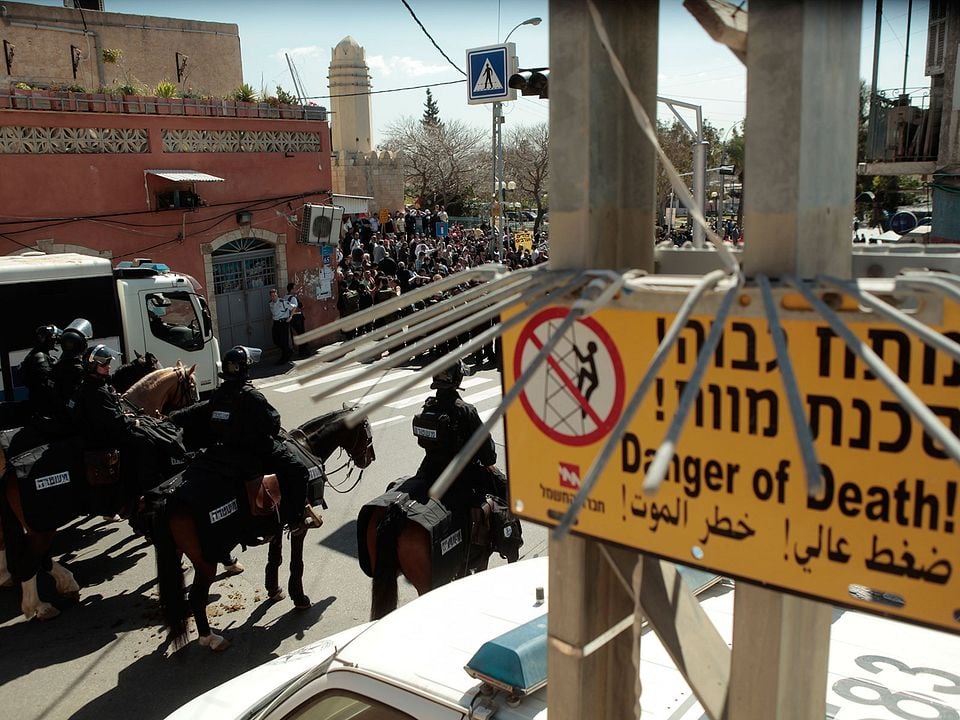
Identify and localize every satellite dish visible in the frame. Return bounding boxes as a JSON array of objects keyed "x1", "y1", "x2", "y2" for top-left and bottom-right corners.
[{"x1": 890, "y1": 211, "x2": 918, "y2": 235}]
